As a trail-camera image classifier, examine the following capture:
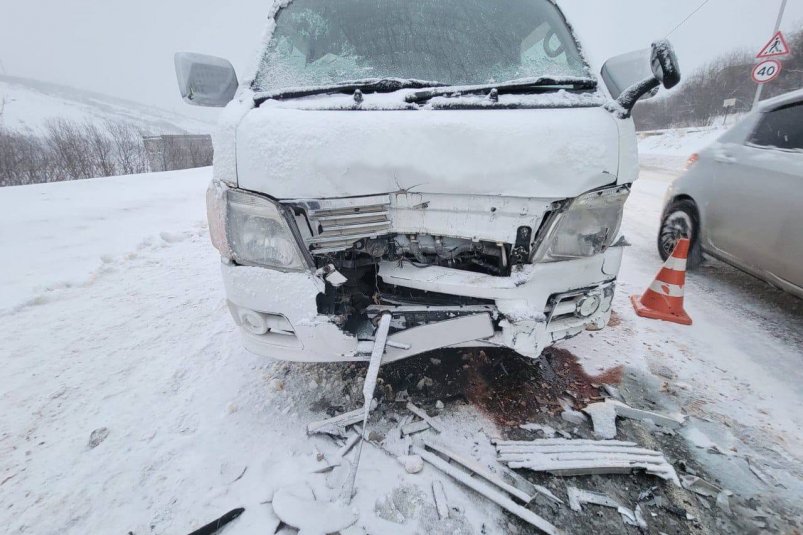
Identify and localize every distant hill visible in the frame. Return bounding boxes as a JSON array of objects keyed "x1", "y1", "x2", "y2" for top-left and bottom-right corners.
[{"x1": 0, "y1": 75, "x2": 213, "y2": 135}]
